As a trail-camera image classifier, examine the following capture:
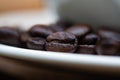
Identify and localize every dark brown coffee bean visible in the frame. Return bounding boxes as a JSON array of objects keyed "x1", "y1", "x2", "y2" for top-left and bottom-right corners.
[
  {"x1": 29, "y1": 25, "x2": 53, "y2": 38},
  {"x1": 50, "y1": 20, "x2": 73, "y2": 32},
  {"x1": 46, "y1": 41, "x2": 77, "y2": 52},
  {"x1": 27, "y1": 38, "x2": 46, "y2": 50},
  {"x1": 97, "y1": 29, "x2": 120, "y2": 42},
  {"x1": 96, "y1": 39, "x2": 119, "y2": 55},
  {"x1": 20, "y1": 32, "x2": 30, "y2": 43},
  {"x1": 76, "y1": 45, "x2": 96, "y2": 54},
  {"x1": 47, "y1": 32, "x2": 76, "y2": 43},
  {"x1": 50, "y1": 24, "x2": 65, "y2": 32},
  {"x1": 20, "y1": 32, "x2": 31, "y2": 48},
  {"x1": 46, "y1": 32, "x2": 77, "y2": 53},
  {"x1": 81, "y1": 34, "x2": 100, "y2": 45},
  {"x1": 97, "y1": 29, "x2": 120, "y2": 55},
  {"x1": 0, "y1": 27, "x2": 20, "y2": 47},
  {"x1": 66, "y1": 24, "x2": 92, "y2": 38}
]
